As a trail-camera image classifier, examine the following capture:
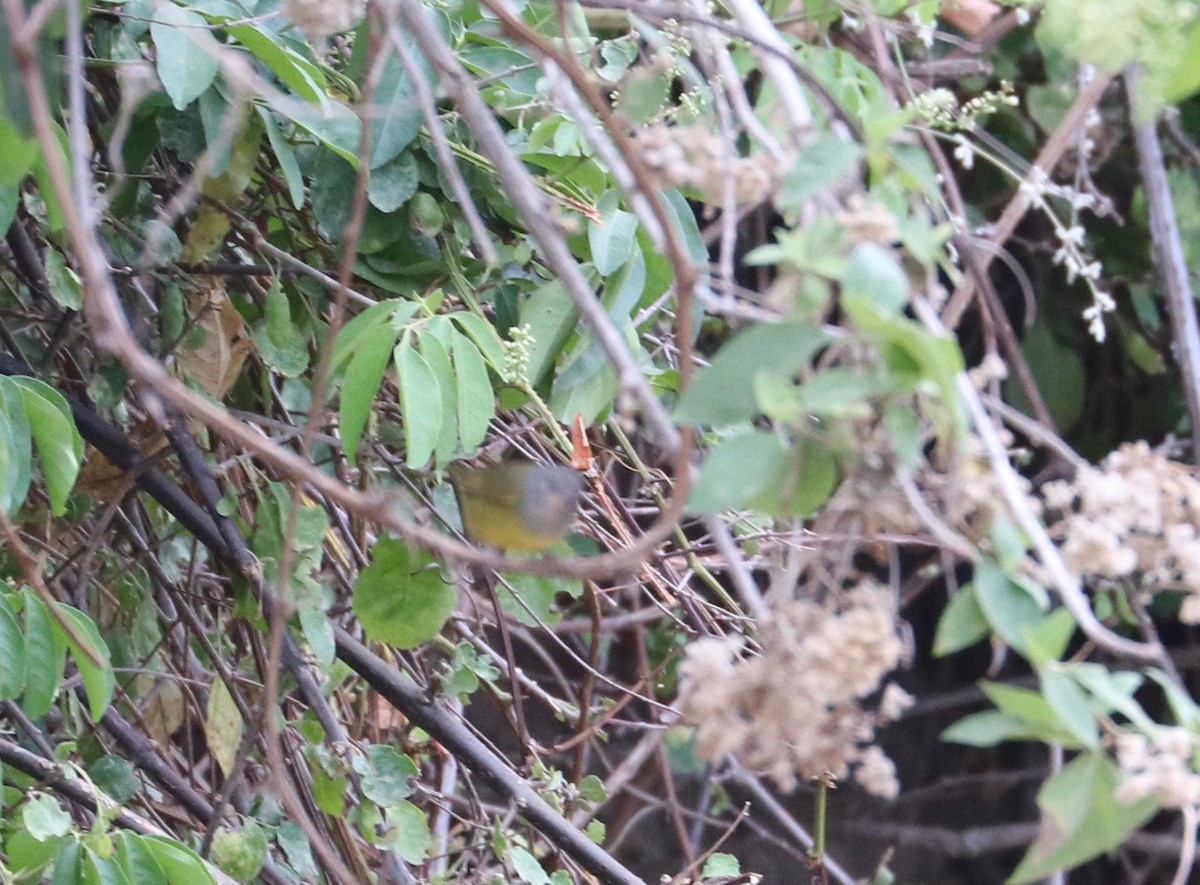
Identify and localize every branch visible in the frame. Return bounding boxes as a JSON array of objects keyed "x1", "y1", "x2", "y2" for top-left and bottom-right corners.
[
  {"x1": 334, "y1": 627, "x2": 648, "y2": 885},
  {"x1": 1127, "y1": 68, "x2": 1200, "y2": 464}
]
